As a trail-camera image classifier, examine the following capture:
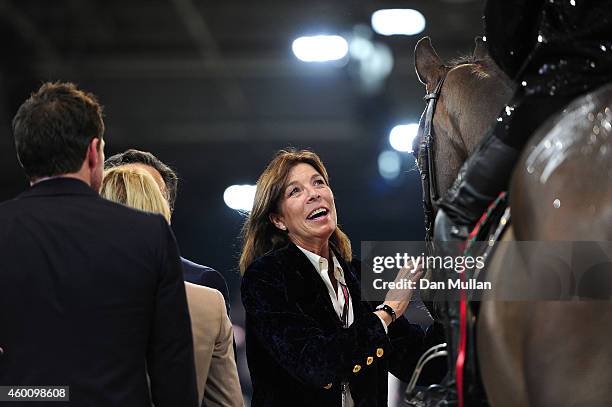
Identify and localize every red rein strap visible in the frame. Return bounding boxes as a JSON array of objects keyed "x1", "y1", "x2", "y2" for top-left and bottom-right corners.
[
  {"x1": 457, "y1": 192, "x2": 507, "y2": 407},
  {"x1": 456, "y1": 285, "x2": 467, "y2": 407},
  {"x1": 468, "y1": 192, "x2": 508, "y2": 242}
]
